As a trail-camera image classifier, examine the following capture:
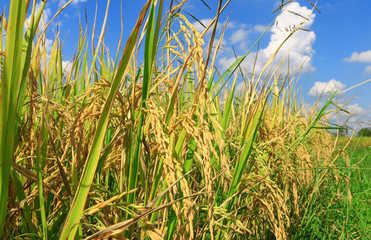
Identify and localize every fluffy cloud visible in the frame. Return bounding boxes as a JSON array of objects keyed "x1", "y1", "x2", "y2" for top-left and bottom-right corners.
[
  {"x1": 193, "y1": 19, "x2": 248, "y2": 37},
  {"x1": 57, "y1": 0, "x2": 88, "y2": 8},
  {"x1": 44, "y1": 38, "x2": 54, "y2": 54},
  {"x1": 253, "y1": 24, "x2": 268, "y2": 33},
  {"x1": 225, "y1": 21, "x2": 237, "y2": 29},
  {"x1": 219, "y1": 2, "x2": 316, "y2": 76},
  {"x1": 192, "y1": 18, "x2": 213, "y2": 34},
  {"x1": 331, "y1": 103, "x2": 370, "y2": 132},
  {"x1": 230, "y1": 29, "x2": 249, "y2": 44},
  {"x1": 365, "y1": 65, "x2": 371, "y2": 74},
  {"x1": 344, "y1": 50, "x2": 371, "y2": 63},
  {"x1": 229, "y1": 29, "x2": 250, "y2": 51},
  {"x1": 230, "y1": 21, "x2": 247, "y2": 30},
  {"x1": 306, "y1": 100, "x2": 370, "y2": 134},
  {"x1": 308, "y1": 79, "x2": 345, "y2": 96},
  {"x1": 62, "y1": 59, "x2": 73, "y2": 73},
  {"x1": 344, "y1": 50, "x2": 371, "y2": 75},
  {"x1": 72, "y1": 0, "x2": 88, "y2": 4},
  {"x1": 346, "y1": 103, "x2": 364, "y2": 116}
]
